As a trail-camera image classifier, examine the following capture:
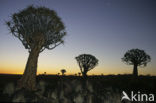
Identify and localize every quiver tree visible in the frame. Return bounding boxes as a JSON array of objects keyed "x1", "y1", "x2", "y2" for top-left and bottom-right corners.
[
  {"x1": 61, "y1": 69, "x2": 66, "y2": 76},
  {"x1": 75, "y1": 54, "x2": 98, "y2": 79},
  {"x1": 78, "y1": 72, "x2": 81, "y2": 76},
  {"x1": 122, "y1": 48, "x2": 151, "y2": 77},
  {"x1": 6, "y1": 6, "x2": 66, "y2": 90}
]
